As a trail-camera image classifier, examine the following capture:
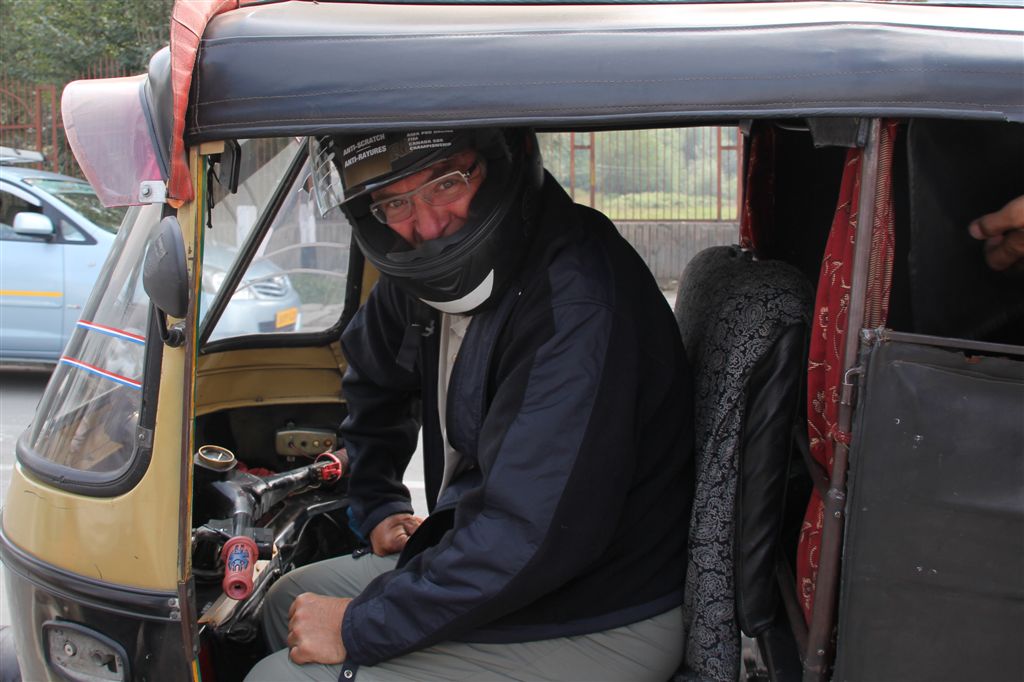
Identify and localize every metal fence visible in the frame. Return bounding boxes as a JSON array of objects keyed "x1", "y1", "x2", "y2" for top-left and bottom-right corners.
[
  {"x1": 539, "y1": 127, "x2": 742, "y2": 222},
  {"x1": 1, "y1": 59, "x2": 128, "y2": 177},
  {"x1": 537, "y1": 128, "x2": 743, "y2": 282},
  {"x1": 0, "y1": 79, "x2": 61, "y2": 172}
]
